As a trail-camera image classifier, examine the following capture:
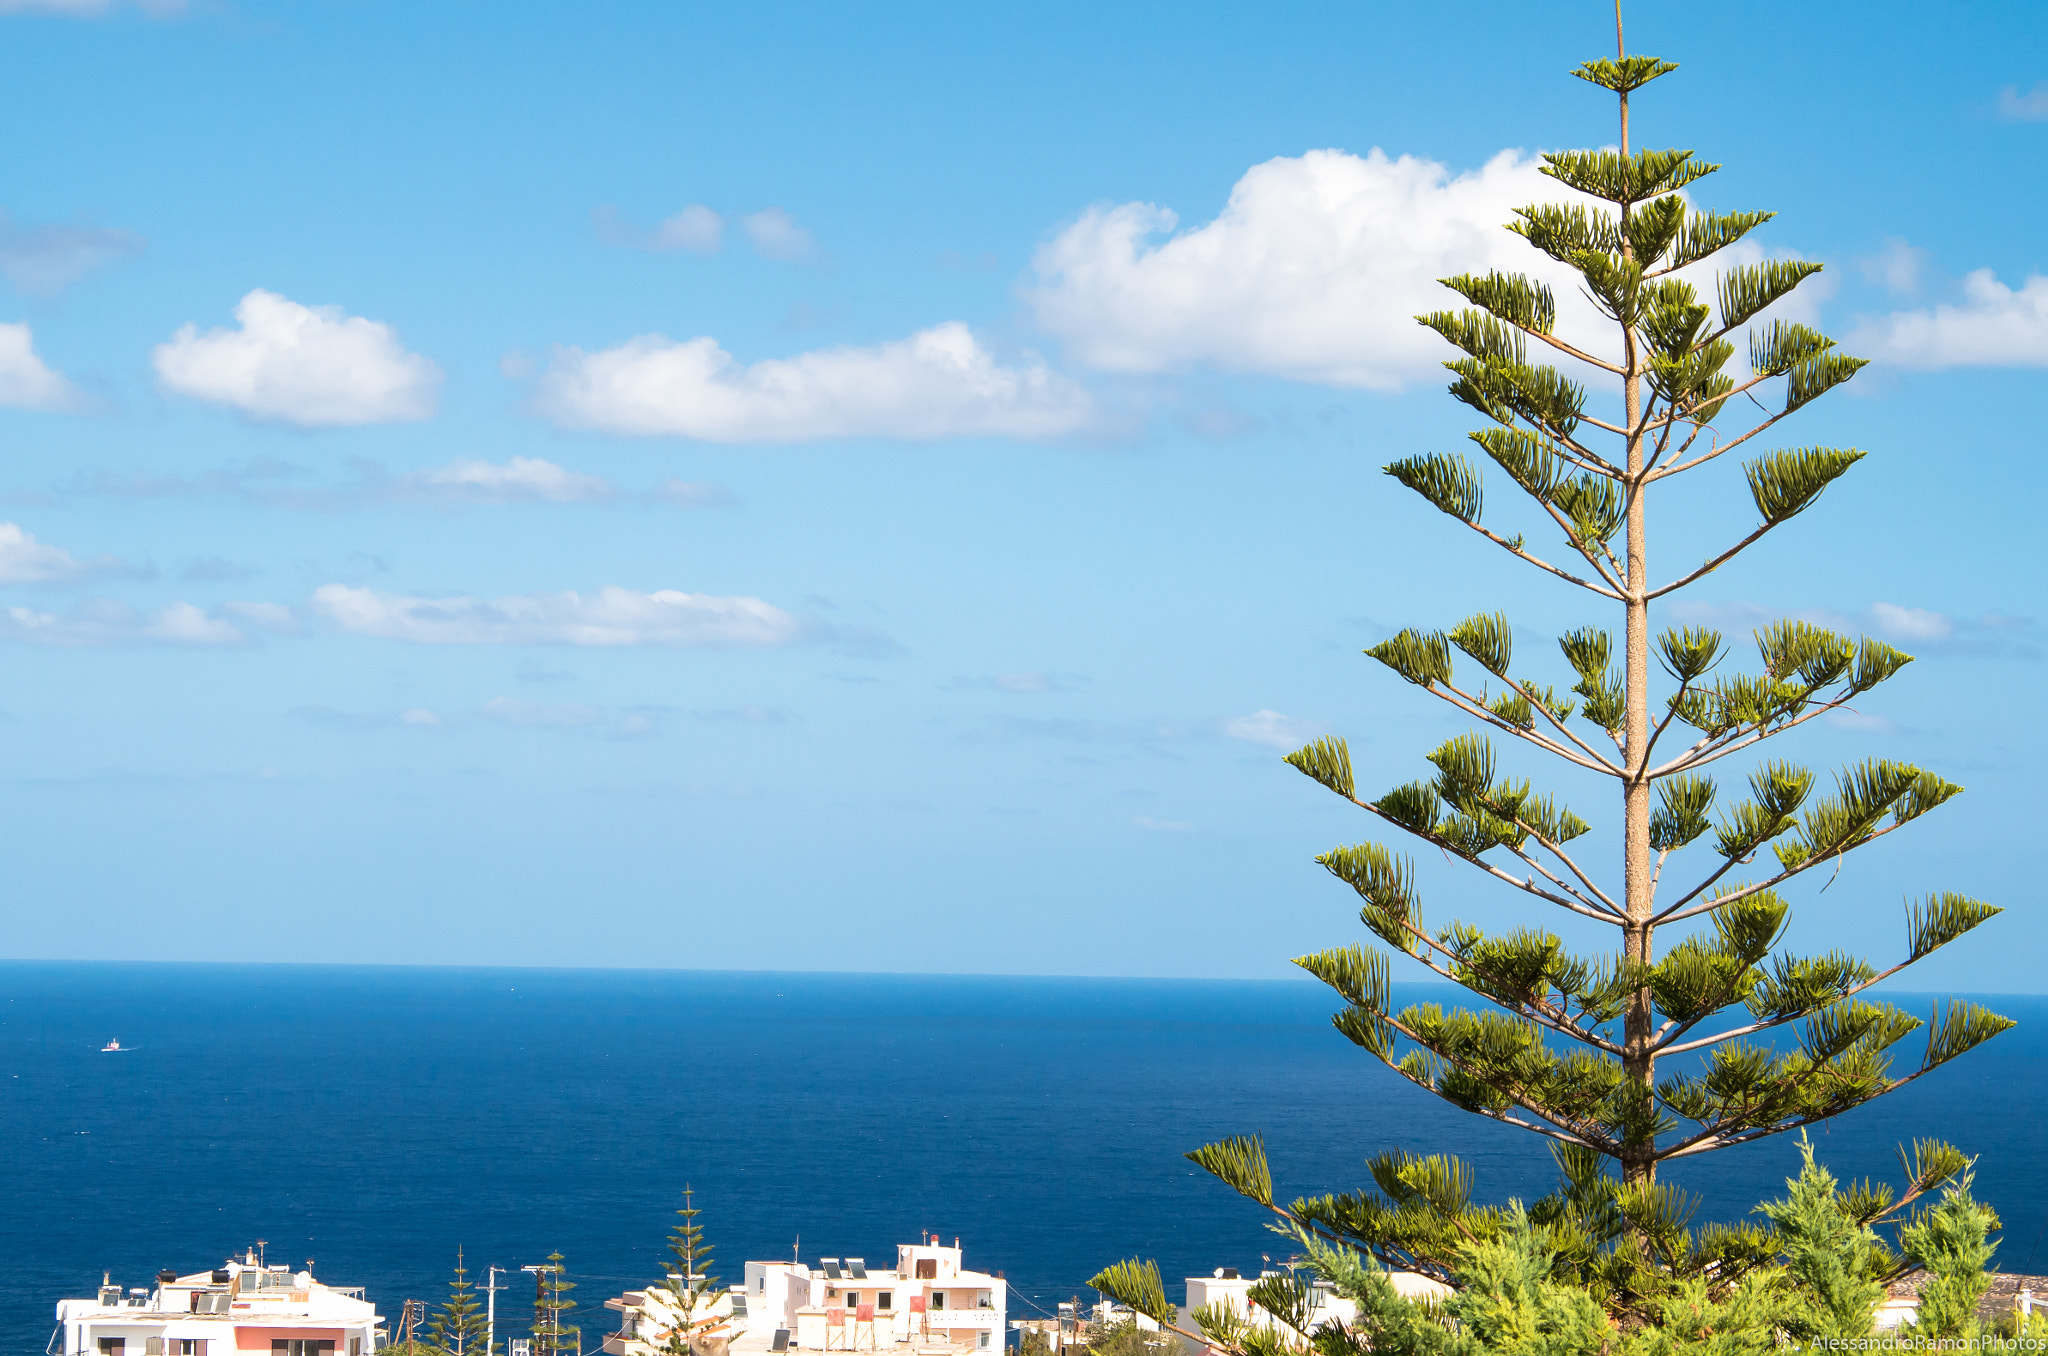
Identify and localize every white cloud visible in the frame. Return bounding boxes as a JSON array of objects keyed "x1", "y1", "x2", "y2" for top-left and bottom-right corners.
[
  {"x1": 1026, "y1": 147, "x2": 1817, "y2": 390},
  {"x1": 310, "y1": 583, "x2": 801, "y2": 647},
  {"x1": 1222, "y1": 708, "x2": 1327, "y2": 749},
  {"x1": 401, "y1": 456, "x2": 615, "y2": 504},
  {"x1": 1998, "y1": 83, "x2": 2048, "y2": 121},
  {"x1": 741, "y1": 208, "x2": 814, "y2": 262},
  {"x1": 650, "y1": 479, "x2": 734, "y2": 507},
  {"x1": 530, "y1": 322, "x2": 1093, "y2": 442},
  {"x1": 0, "y1": 212, "x2": 143, "y2": 296},
  {"x1": 0, "y1": 322, "x2": 77, "y2": 410},
  {"x1": 222, "y1": 600, "x2": 299, "y2": 634},
  {"x1": 0, "y1": 598, "x2": 248, "y2": 646},
  {"x1": 594, "y1": 203, "x2": 724, "y2": 254},
  {"x1": 1027, "y1": 149, "x2": 1574, "y2": 388},
  {"x1": 153, "y1": 289, "x2": 442, "y2": 426},
  {"x1": 0, "y1": 521, "x2": 126, "y2": 583},
  {"x1": 399, "y1": 708, "x2": 441, "y2": 727},
  {"x1": 653, "y1": 205, "x2": 724, "y2": 253},
  {"x1": 1847, "y1": 269, "x2": 2048, "y2": 369}
]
